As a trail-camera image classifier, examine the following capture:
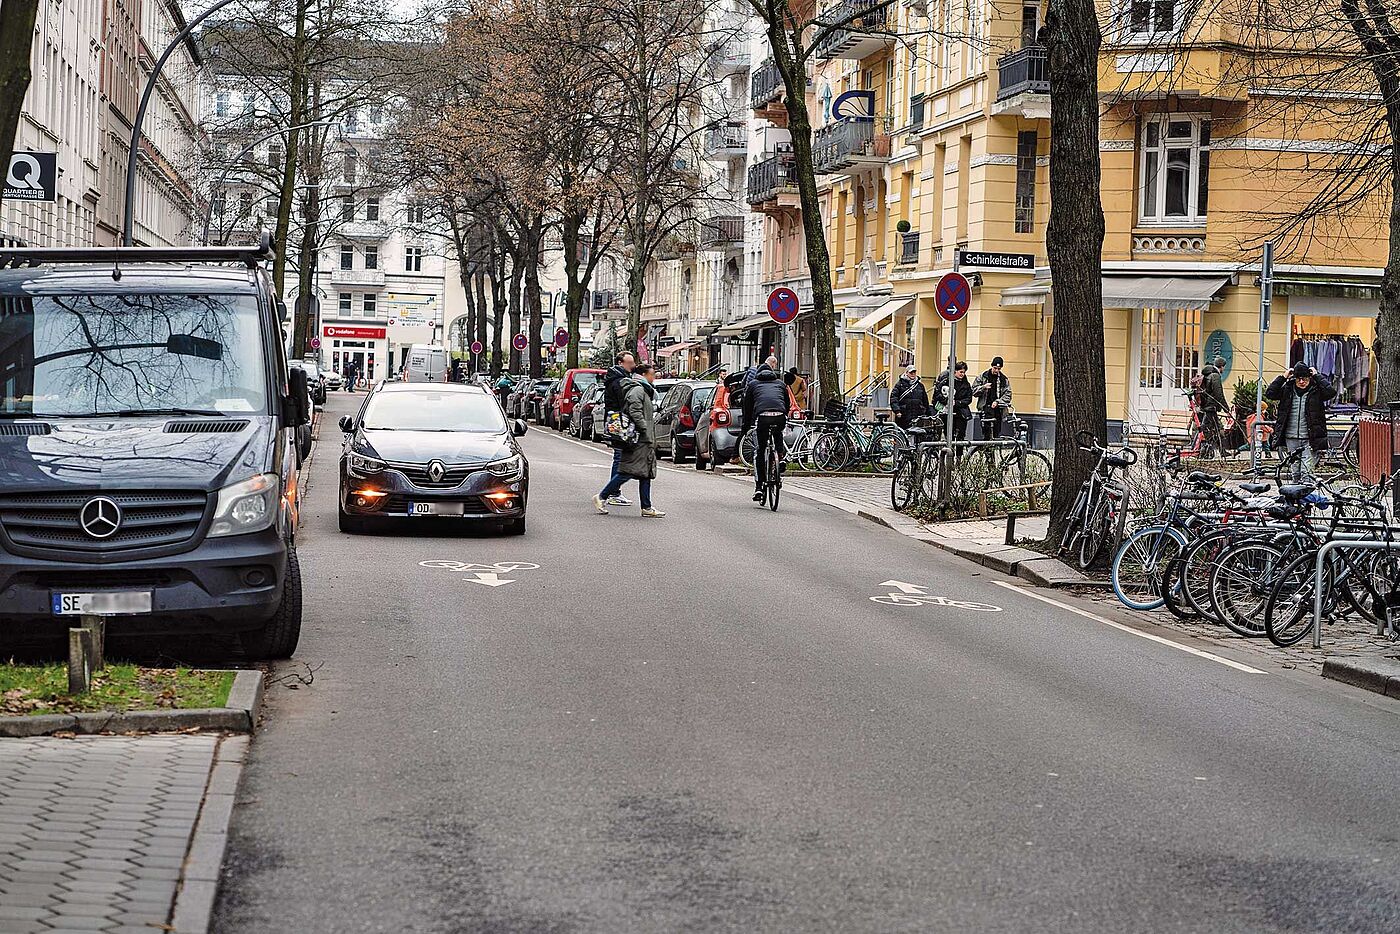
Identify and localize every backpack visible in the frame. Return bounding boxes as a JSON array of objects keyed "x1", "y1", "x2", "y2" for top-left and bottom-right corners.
[{"x1": 605, "y1": 410, "x2": 637, "y2": 445}]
